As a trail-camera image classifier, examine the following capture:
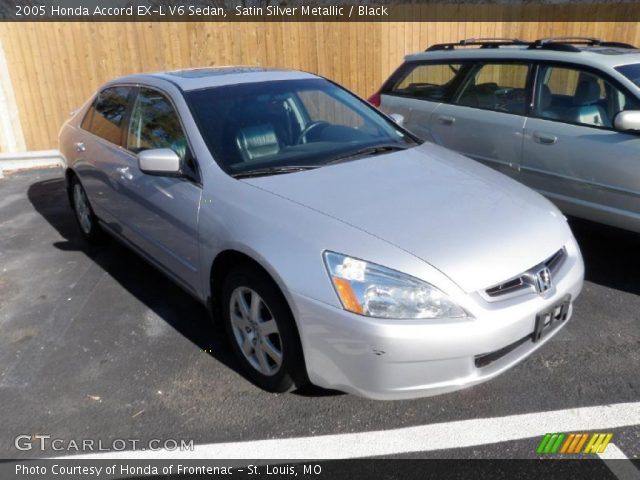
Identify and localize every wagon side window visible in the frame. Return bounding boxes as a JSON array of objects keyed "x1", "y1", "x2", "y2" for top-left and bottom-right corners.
[
  {"x1": 387, "y1": 62, "x2": 464, "y2": 102},
  {"x1": 455, "y1": 63, "x2": 530, "y2": 115}
]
